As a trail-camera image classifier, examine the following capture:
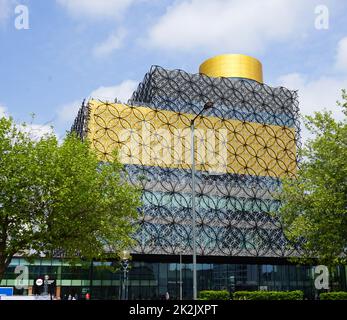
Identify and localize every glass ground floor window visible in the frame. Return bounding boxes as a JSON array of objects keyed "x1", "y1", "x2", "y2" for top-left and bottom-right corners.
[{"x1": 1, "y1": 256, "x2": 346, "y2": 300}]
